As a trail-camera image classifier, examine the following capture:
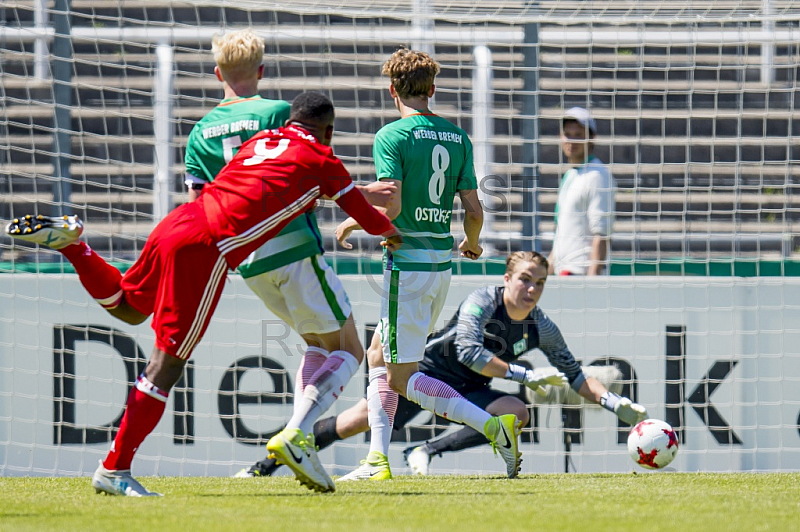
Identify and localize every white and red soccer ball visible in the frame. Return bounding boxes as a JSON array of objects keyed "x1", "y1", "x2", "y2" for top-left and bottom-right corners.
[{"x1": 627, "y1": 419, "x2": 679, "y2": 469}]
